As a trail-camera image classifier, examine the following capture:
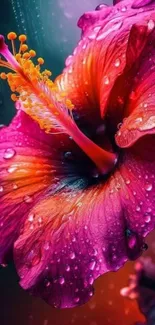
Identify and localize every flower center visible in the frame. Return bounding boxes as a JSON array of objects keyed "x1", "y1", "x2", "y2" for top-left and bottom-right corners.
[{"x1": 0, "y1": 32, "x2": 117, "y2": 176}]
